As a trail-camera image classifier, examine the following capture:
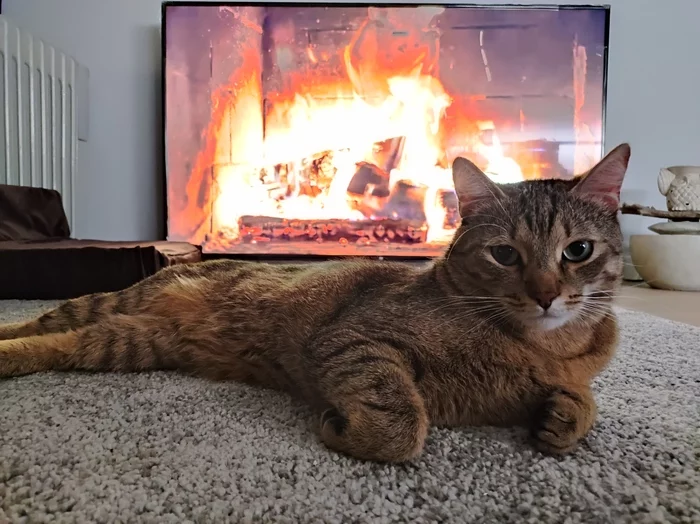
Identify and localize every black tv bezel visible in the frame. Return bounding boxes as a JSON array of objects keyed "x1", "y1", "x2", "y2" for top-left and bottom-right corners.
[{"x1": 161, "y1": 2, "x2": 611, "y2": 259}]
